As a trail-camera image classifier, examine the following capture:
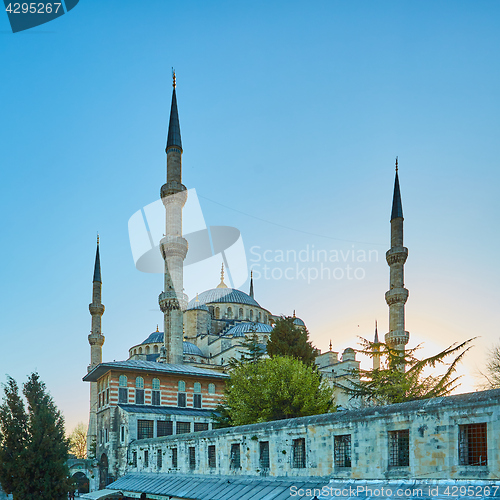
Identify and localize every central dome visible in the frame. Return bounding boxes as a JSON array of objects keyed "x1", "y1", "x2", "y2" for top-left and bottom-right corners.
[{"x1": 187, "y1": 287, "x2": 260, "y2": 308}]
